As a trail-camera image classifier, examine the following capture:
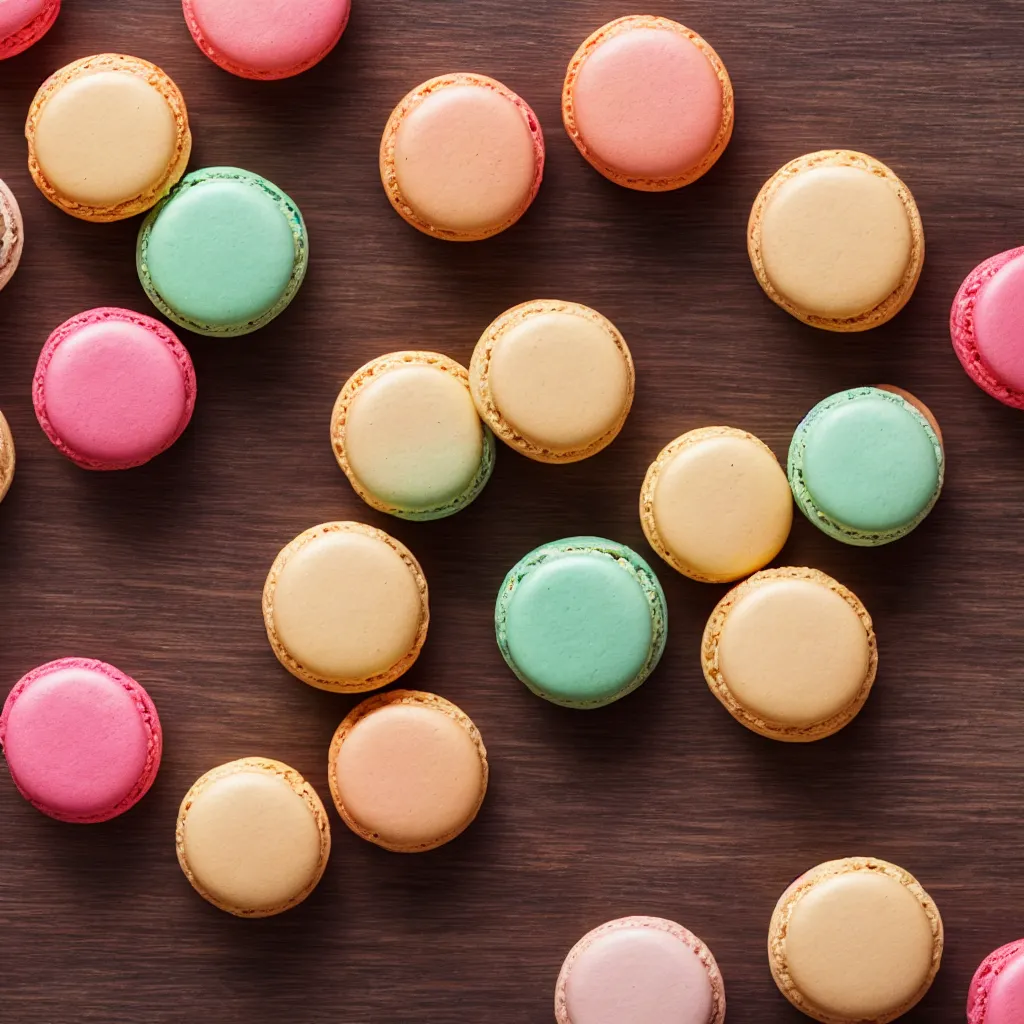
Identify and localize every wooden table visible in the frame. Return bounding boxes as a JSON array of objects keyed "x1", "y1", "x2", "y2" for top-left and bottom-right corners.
[{"x1": 2, "y1": 1, "x2": 1022, "y2": 1020}]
